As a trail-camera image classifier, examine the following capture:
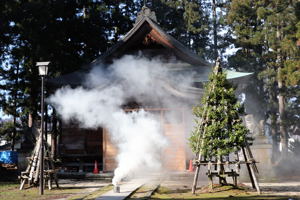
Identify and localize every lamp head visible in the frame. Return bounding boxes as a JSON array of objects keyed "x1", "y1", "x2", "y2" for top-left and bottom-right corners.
[{"x1": 36, "y1": 61, "x2": 50, "y2": 76}]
